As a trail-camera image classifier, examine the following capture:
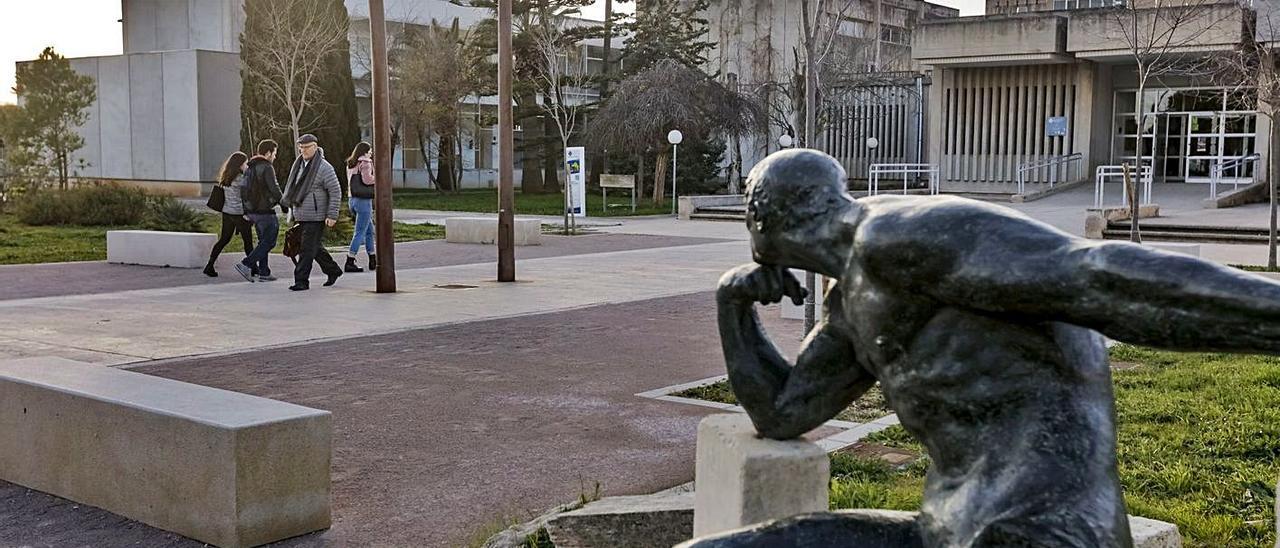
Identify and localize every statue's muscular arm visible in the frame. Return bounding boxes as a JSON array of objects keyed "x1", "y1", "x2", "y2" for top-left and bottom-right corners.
[
  {"x1": 717, "y1": 264, "x2": 875, "y2": 439},
  {"x1": 887, "y1": 203, "x2": 1280, "y2": 355}
]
